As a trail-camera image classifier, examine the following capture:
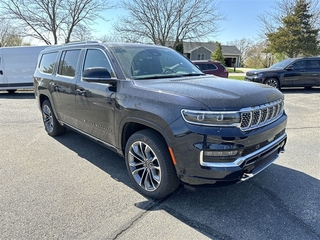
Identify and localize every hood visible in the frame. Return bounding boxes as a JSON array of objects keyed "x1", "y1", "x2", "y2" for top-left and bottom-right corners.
[
  {"x1": 133, "y1": 76, "x2": 283, "y2": 110},
  {"x1": 246, "y1": 68, "x2": 285, "y2": 76}
]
